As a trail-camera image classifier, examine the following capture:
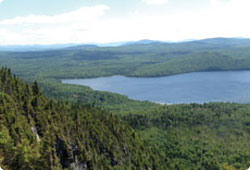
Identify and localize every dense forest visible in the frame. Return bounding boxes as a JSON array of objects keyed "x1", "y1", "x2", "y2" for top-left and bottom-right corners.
[
  {"x1": 2, "y1": 69, "x2": 250, "y2": 169},
  {"x1": 2, "y1": 38, "x2": 250, "y2": 113},
  {"x1": 0, "y1": 67, "x2": 165, "y2": 170},
  {"x1": 2, "y1": 38, "x2": 250, "y2": 169},
  {"x1": 123, "y1": 103, "x2": 250, "y2": 169},
  {"x1": 2, "y1": 38, "x2": 250, "y2": 81}
]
